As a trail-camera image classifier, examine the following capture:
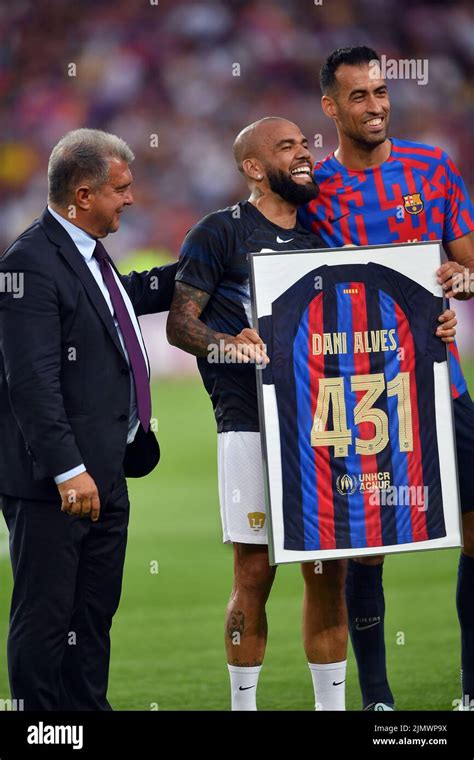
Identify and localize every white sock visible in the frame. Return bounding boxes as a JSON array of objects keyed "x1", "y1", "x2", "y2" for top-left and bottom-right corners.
[
  {"x1": 227, "y1": 664, "x2": 262, "y2": 711},
  {"x1": 308, "y1": 660, "x2": 346, "y2": 711}
]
